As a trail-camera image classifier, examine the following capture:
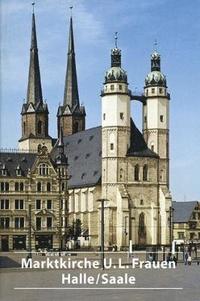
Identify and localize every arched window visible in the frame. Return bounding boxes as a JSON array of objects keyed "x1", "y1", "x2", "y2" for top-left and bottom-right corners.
[
  {"x1": 47, "y1": 182, "x2": 51, "y2": 192},
  {"x1": 37, "y1": 182, "x2": 42, "y2": 192},
  {"x1": 37, "y1": 120, "x2": 42, "y2": 134},
  {"x1": 143, "y1": 165, "x2": 148, "y2": 181},
  {"x1": 138, "y1": 212, "x2": 146, "y2": 245},
  {"x1": 134, "y1": 164, "x2": 139, "y2": 181}
]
